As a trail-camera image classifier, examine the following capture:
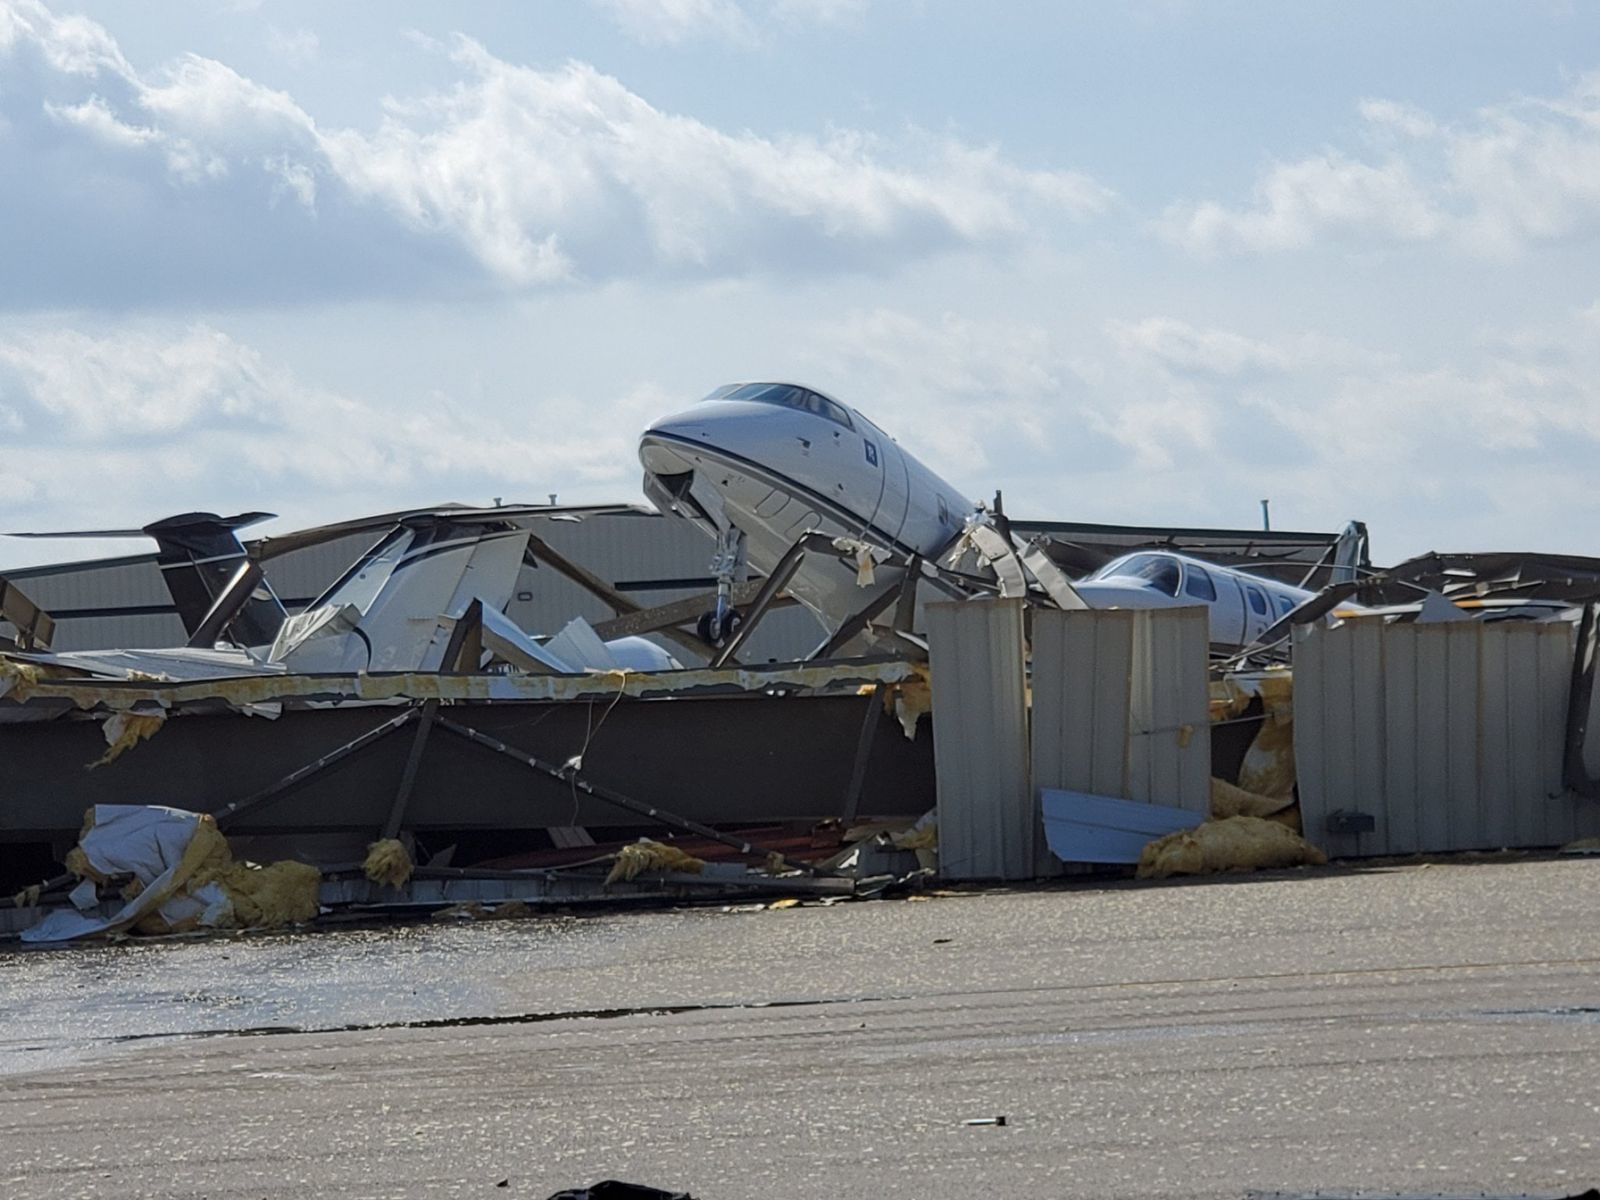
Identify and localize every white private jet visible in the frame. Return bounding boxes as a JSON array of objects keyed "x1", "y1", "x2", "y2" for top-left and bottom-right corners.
[{"x1": 639, "y1": 381, "x2": 1365, "y2": 655}]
